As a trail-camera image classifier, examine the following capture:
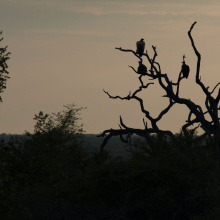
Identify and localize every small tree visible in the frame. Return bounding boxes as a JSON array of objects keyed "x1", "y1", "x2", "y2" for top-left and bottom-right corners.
[
  {"x1": 0, "y1": 31, "x2": 10, "y2": 102},
  {"x1": 0, "y1": 104, "x2": 88, "y2": 218},
  {"x1": 98, "y1": 22, "x2": 220, "y2": 155}
]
